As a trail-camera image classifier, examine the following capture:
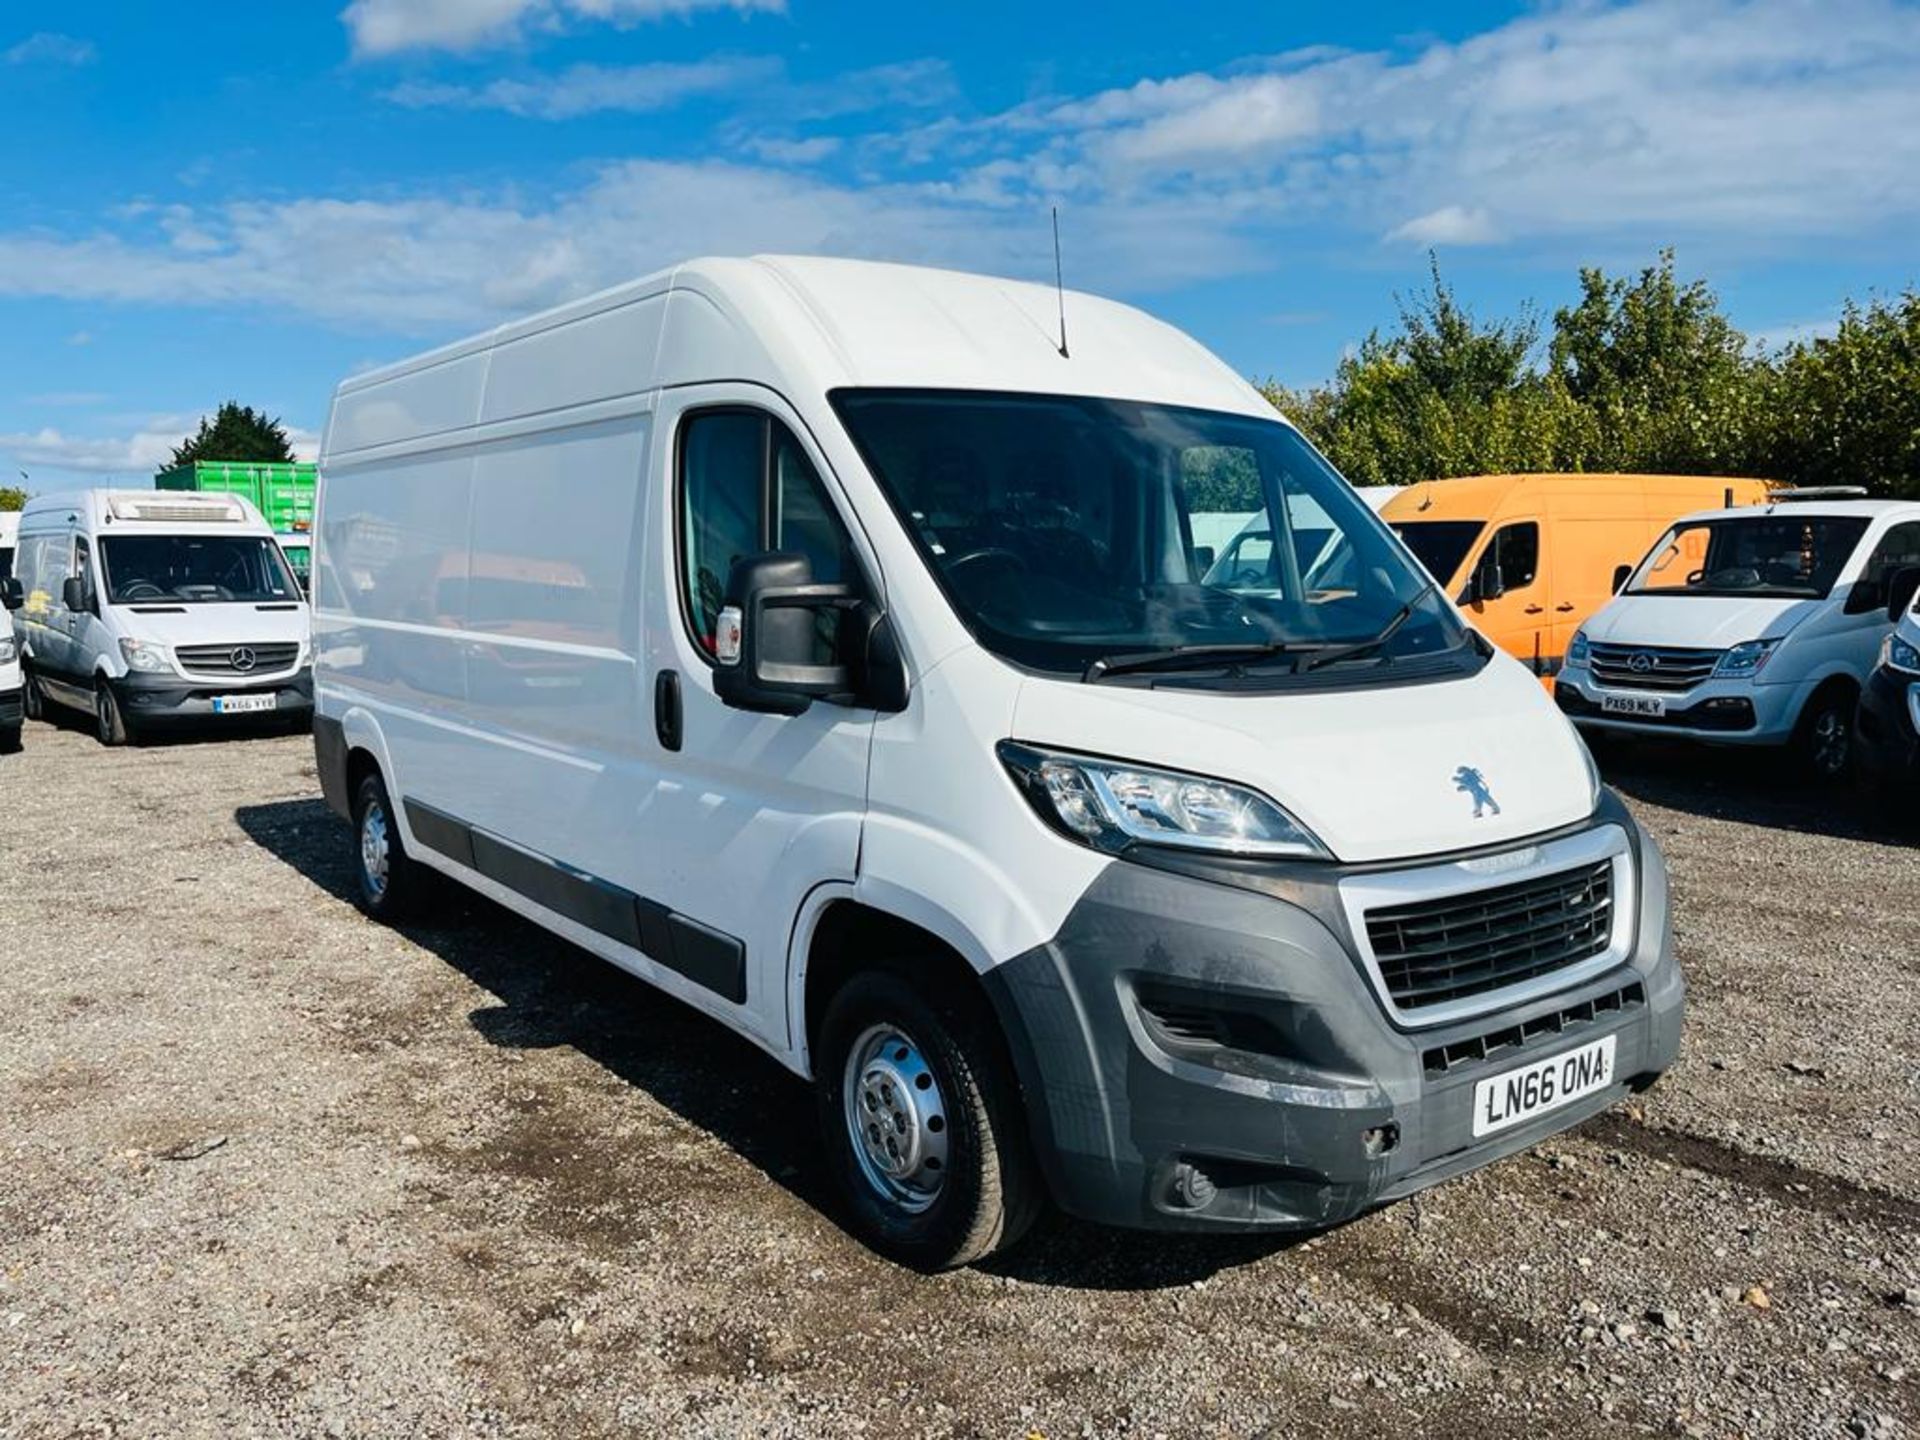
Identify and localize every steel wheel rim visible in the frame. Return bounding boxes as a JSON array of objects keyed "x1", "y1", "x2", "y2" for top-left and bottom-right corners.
[
  {"x1": 360, "y1": 800, "x2": 391, "y2": 900},
  {"x1": 842, "y1": 1023, "x2": 949, "y2": 1214},
  {"x1": 1812, "y1": 708, "x2": 1849, "y2": 774}
]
